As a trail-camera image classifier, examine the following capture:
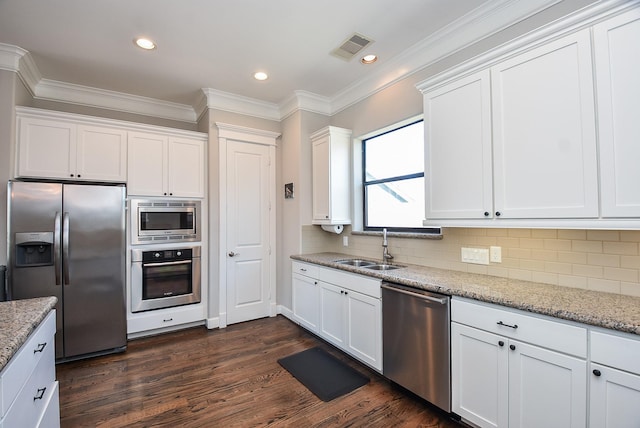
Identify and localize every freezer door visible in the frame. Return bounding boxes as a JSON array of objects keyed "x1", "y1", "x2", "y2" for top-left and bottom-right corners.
[
  {"x1": 62, "y1": 184, "x2": 126, "y2": 357},
  {"x1": 8, "y1": 181, "x2": 64, "y2": 358}
]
